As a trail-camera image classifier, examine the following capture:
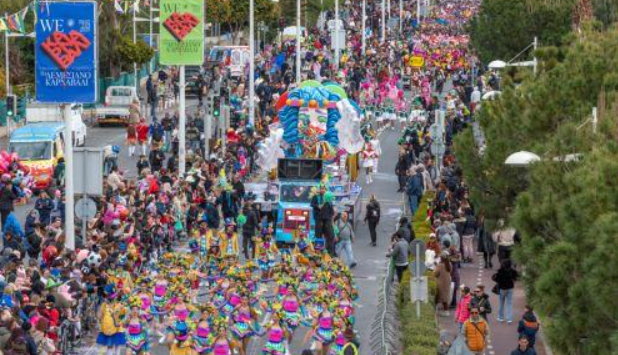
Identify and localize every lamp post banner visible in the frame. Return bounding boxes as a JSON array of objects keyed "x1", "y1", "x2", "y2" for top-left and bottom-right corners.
[
  {"x1": 35, "y1": 1, "x2": 98, "y2": 103},
  {"x1": 159, "y1": 0, "x2": 204, "y2": 65}
]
